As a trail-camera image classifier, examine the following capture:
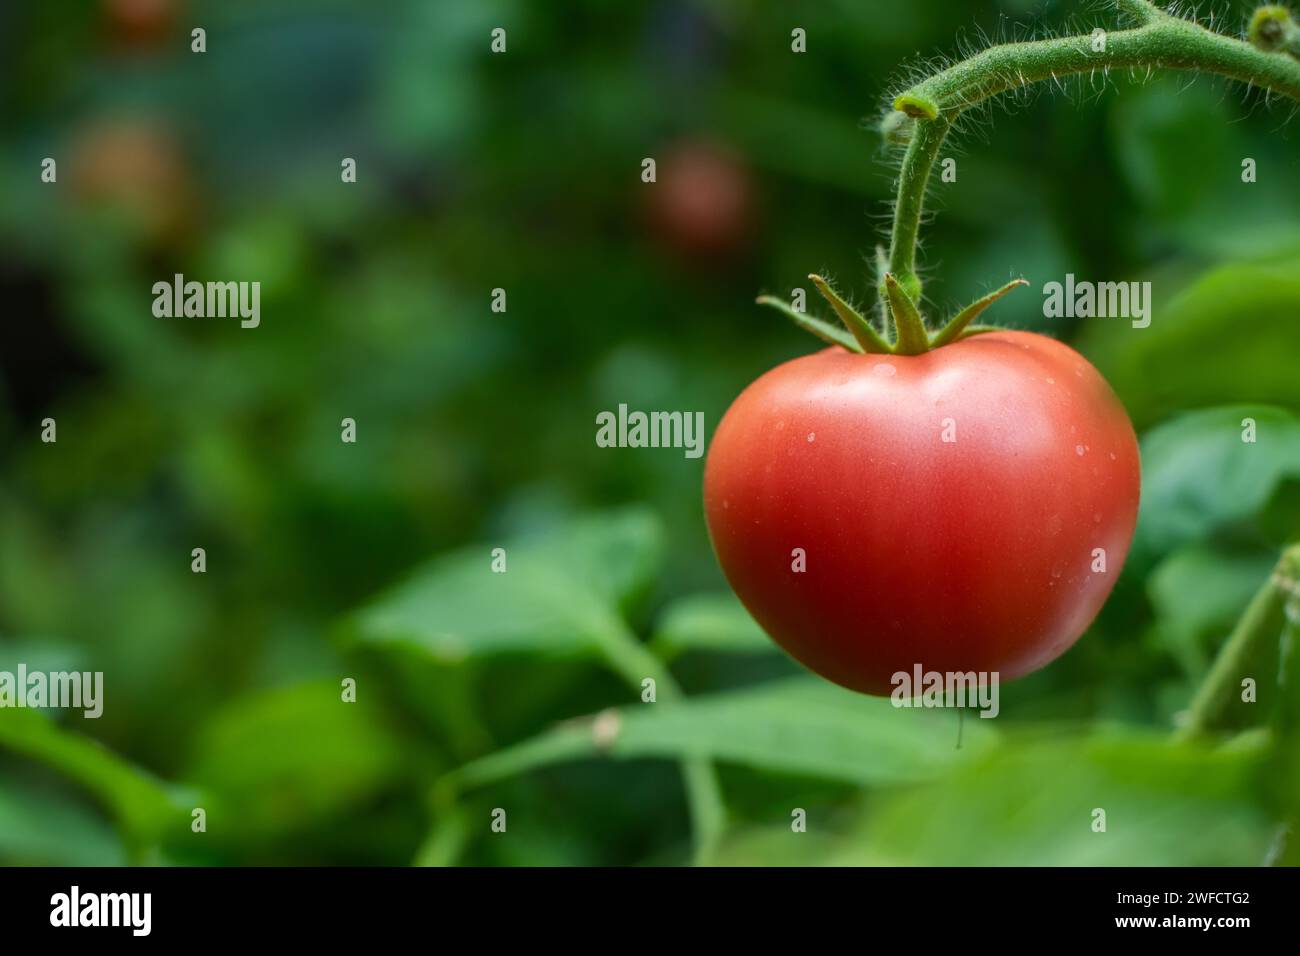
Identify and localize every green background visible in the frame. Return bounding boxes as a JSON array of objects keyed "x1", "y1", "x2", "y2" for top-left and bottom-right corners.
[{"x1": 2, "y1": 0, "x2": 1299, "y2": 865}]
